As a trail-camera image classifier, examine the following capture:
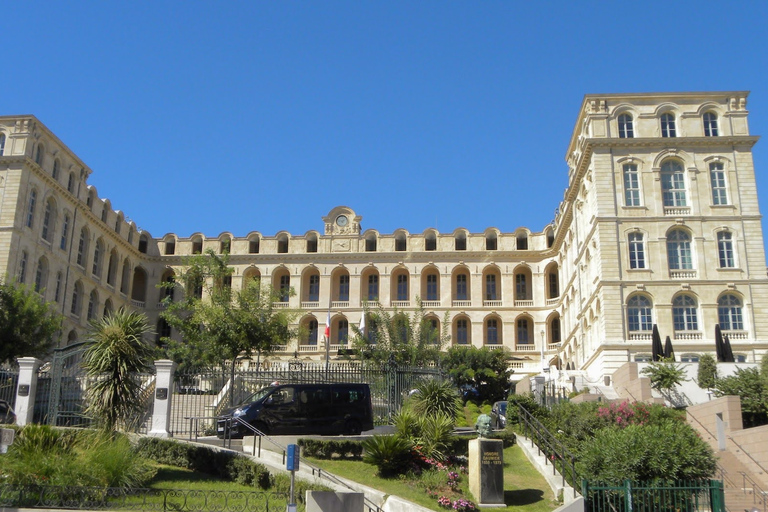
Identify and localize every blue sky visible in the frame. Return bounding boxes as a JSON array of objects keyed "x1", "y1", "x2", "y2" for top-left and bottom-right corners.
[{"x1": 5, "y1": 2, "x2": 768, "y2": 242}]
